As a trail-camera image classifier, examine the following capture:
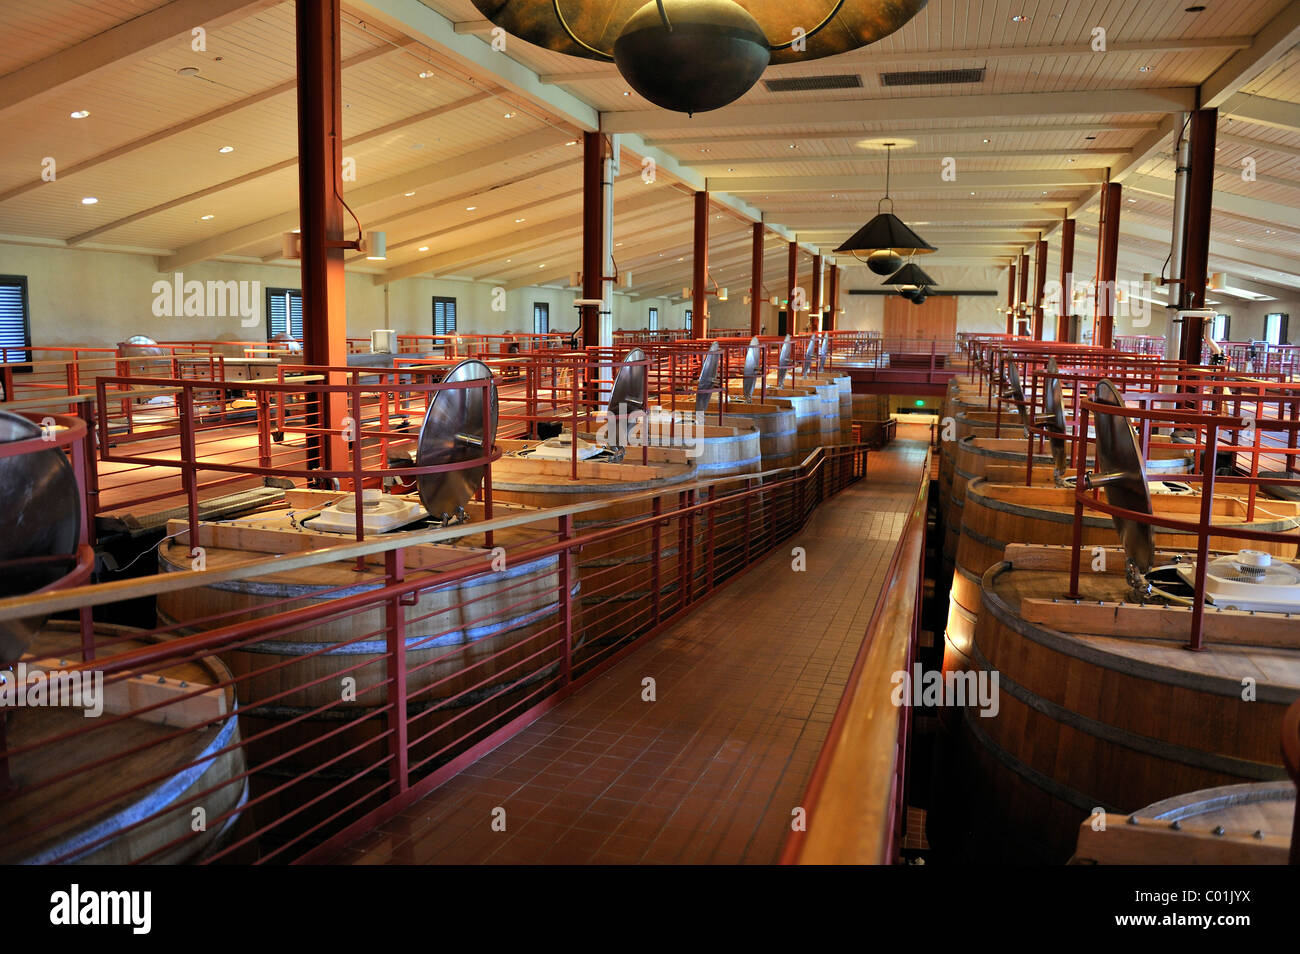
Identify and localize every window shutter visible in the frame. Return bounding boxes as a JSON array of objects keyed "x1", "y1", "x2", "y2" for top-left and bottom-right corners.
[{"x1": 0, "y1": 281, "x2": 29, "y2": 360}]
